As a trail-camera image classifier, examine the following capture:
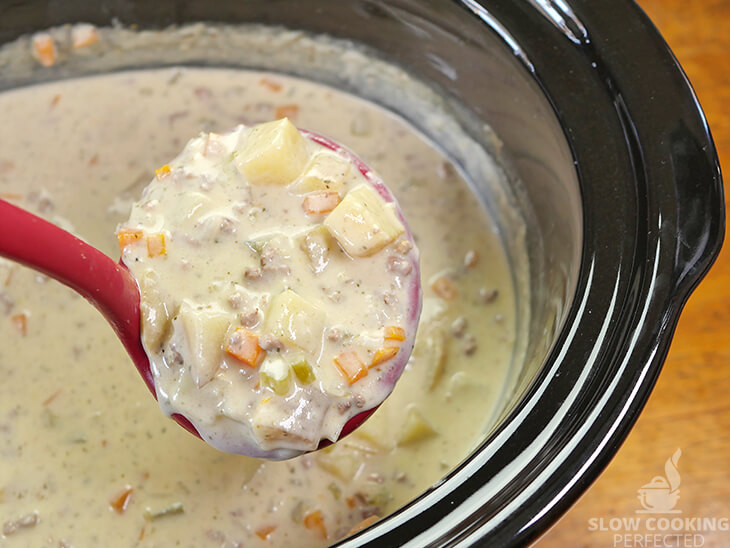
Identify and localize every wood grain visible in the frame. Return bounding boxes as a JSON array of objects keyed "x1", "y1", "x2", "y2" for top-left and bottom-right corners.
[{"x1": 536, "y1": 1, "x2": 730, "y2": 546}]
